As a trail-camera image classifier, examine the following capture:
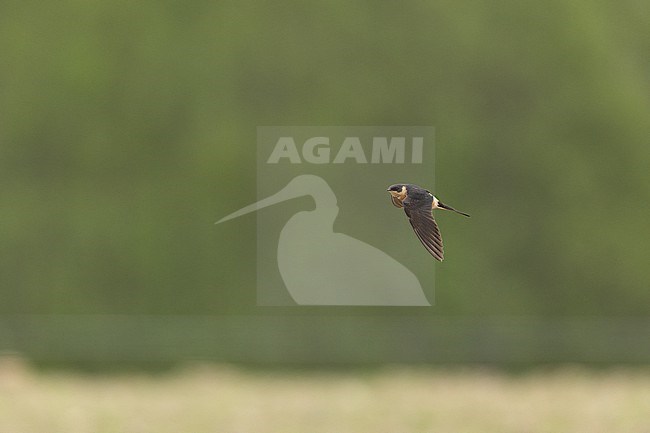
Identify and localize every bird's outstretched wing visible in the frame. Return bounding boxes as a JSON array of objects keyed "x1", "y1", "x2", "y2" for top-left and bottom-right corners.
[{"x1": 403, "y1": 194, "x2": 444, "y2": 261}]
